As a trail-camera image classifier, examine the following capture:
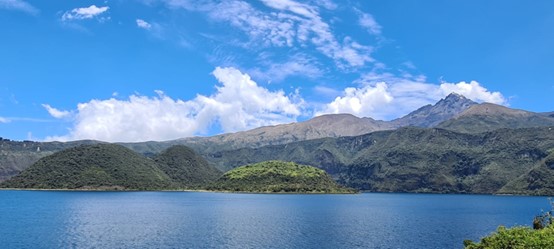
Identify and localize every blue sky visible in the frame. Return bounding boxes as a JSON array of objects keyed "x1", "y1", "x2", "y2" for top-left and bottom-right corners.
[{"x1": 1, "y1": 0, "x2": 553, "y2": 142}]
